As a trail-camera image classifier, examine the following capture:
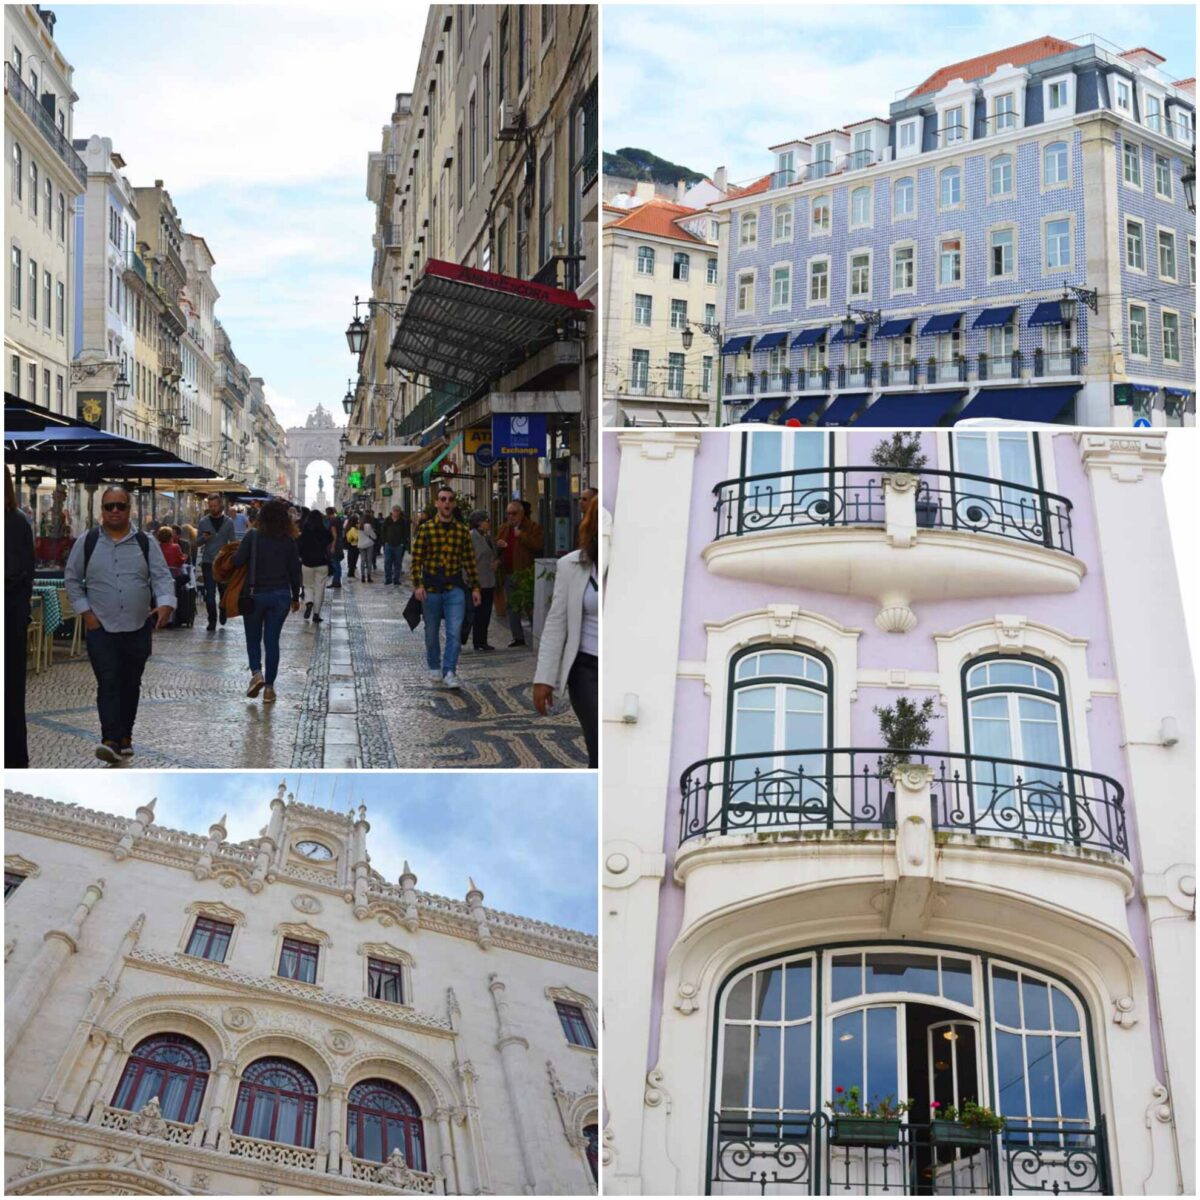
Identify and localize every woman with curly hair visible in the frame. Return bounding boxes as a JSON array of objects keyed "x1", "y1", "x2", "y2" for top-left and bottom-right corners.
[{"x1": 231, "y1": 499, "x2": 301, "y2": 703}]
